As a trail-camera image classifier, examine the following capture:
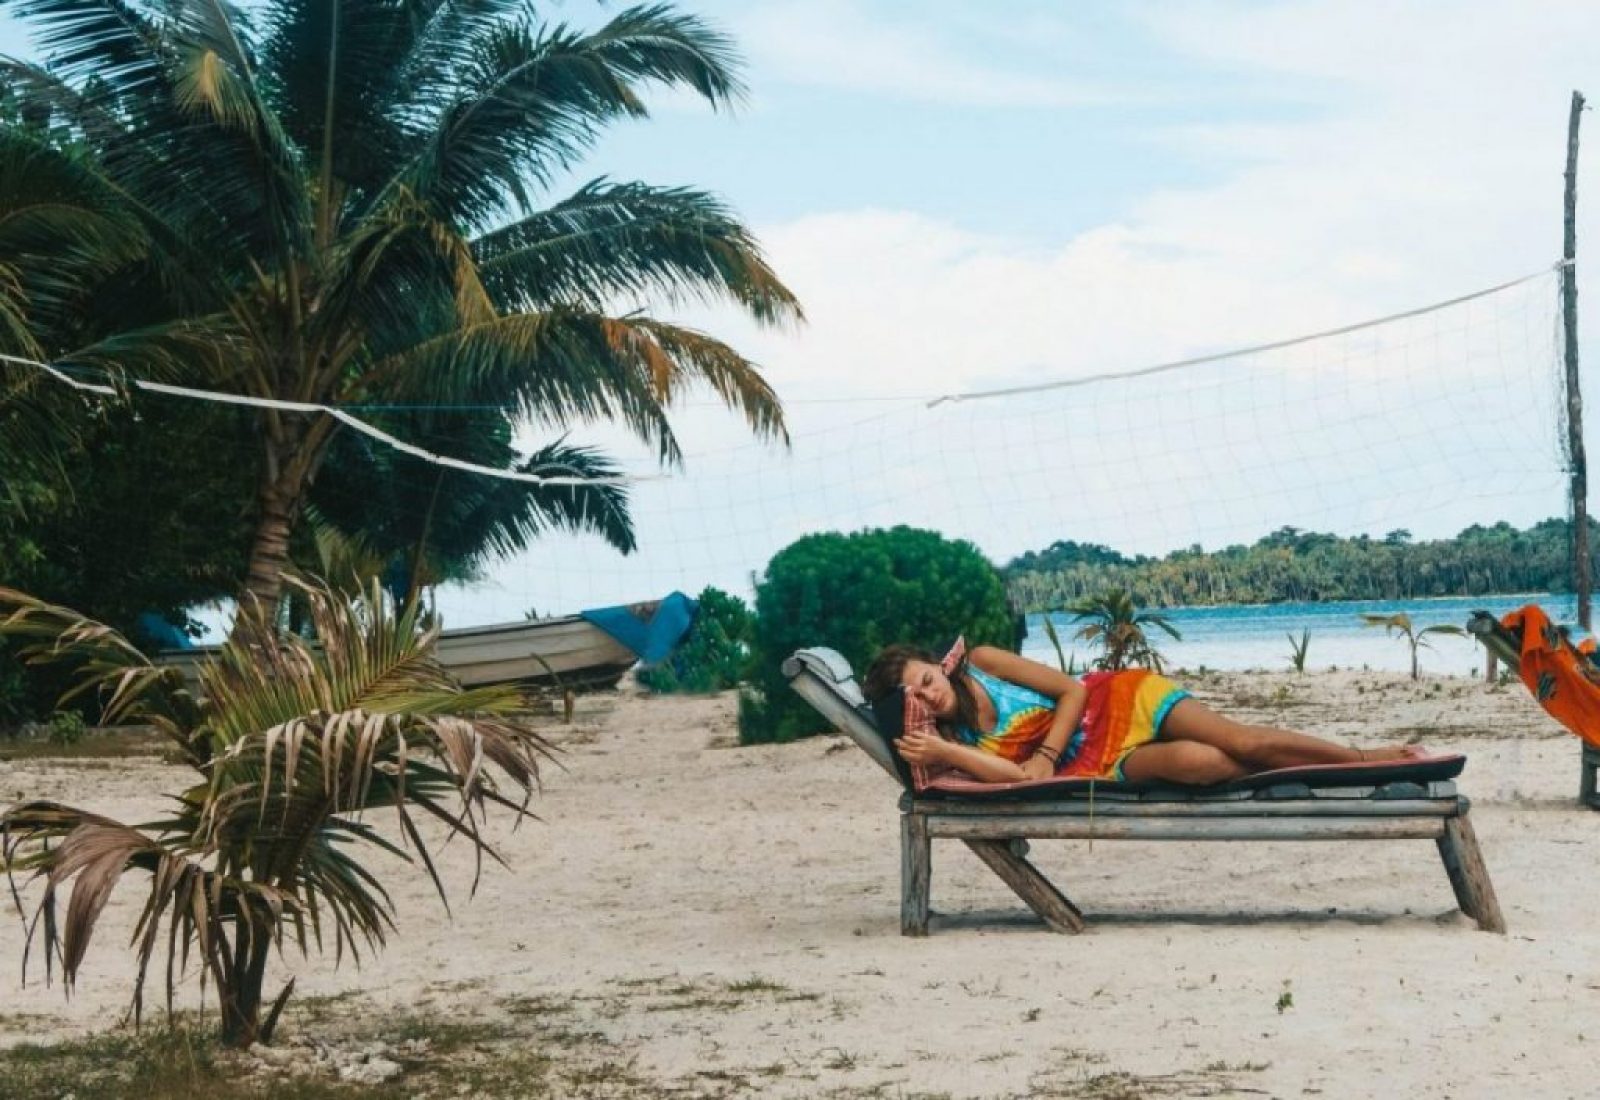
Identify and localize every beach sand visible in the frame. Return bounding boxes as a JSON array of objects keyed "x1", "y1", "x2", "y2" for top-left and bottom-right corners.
[{"x1": 1, "y1": 668, "x2": 1596, "y2": 1098}]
